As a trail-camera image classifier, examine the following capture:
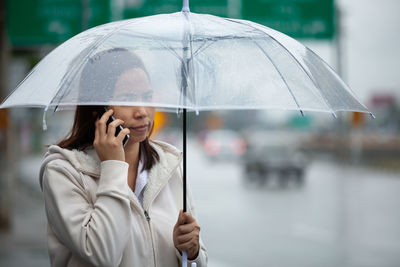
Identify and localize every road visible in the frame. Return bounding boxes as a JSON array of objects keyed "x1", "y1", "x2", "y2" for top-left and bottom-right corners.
[
  {"x1": 188, "y1": 140, "x2": 400, "y2": 267},
  {"x1": 1, "y1": 139, "x2": 400, "y2": 267}
]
